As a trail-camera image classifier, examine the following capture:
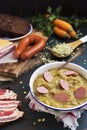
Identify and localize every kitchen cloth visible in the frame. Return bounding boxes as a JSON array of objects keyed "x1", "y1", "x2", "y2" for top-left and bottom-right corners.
[{"x1": 26, "y1": 92, "x2": 87, "y2": 130}]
